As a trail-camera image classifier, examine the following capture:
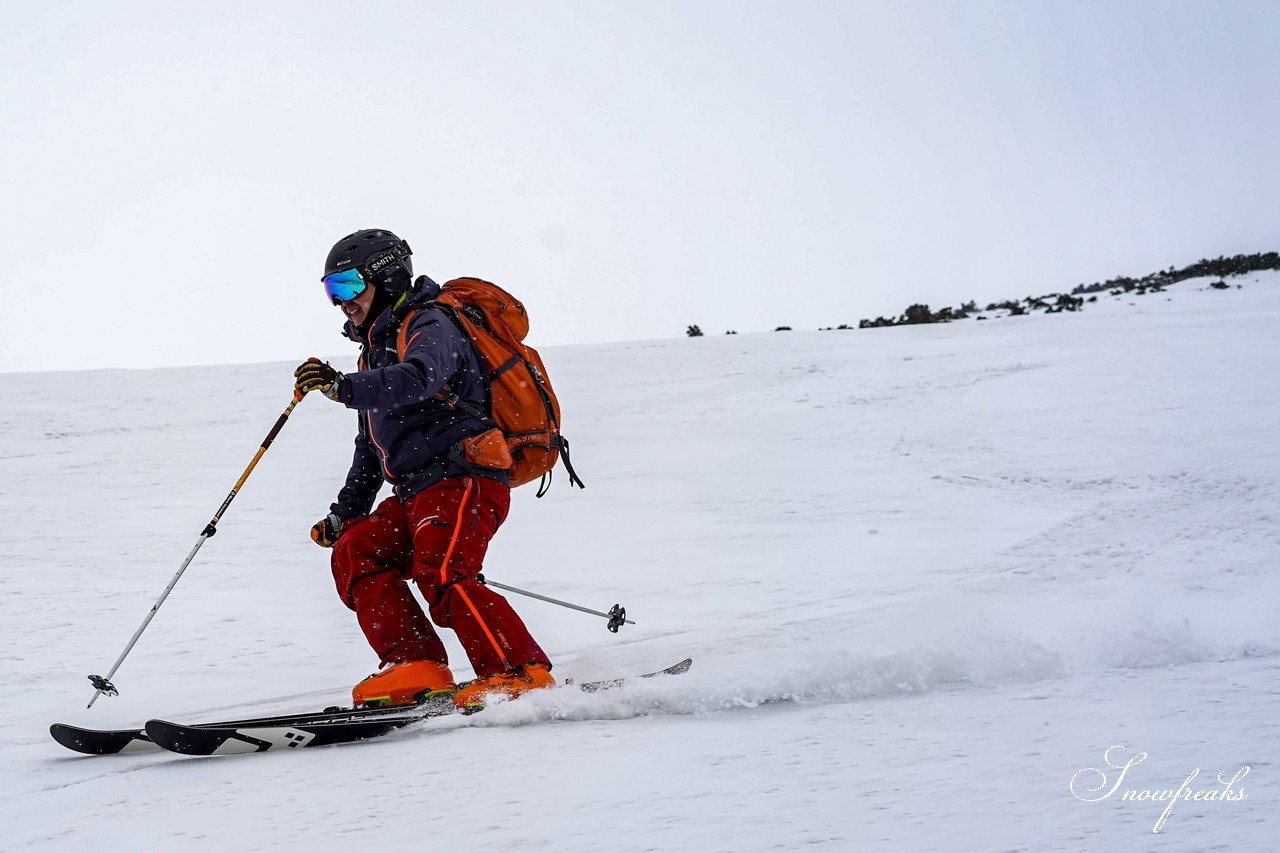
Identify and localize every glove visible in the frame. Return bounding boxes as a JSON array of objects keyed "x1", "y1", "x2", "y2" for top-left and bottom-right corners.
[
  {"x1": 294, "y1": 358, "x2": 345, "y2": 401},
  {"x1": 311, "y1": 512, "x2": 344, "y2": 548}
]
